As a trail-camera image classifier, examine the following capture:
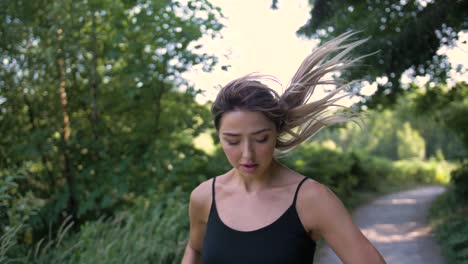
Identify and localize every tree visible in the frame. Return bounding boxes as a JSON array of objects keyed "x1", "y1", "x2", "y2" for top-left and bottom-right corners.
[
  {"x1": 0, "y1": 0, "x2": 223, "y2": 236},
  {"x1": 311, "y1": 84, "x2": 467, "y2": 160},
  {"x1": 272, "y1": 0, "x2": 468, "y2": 107},
  {"x1": 413, "y1": 81, "x2": 468, "y2": 149}
]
